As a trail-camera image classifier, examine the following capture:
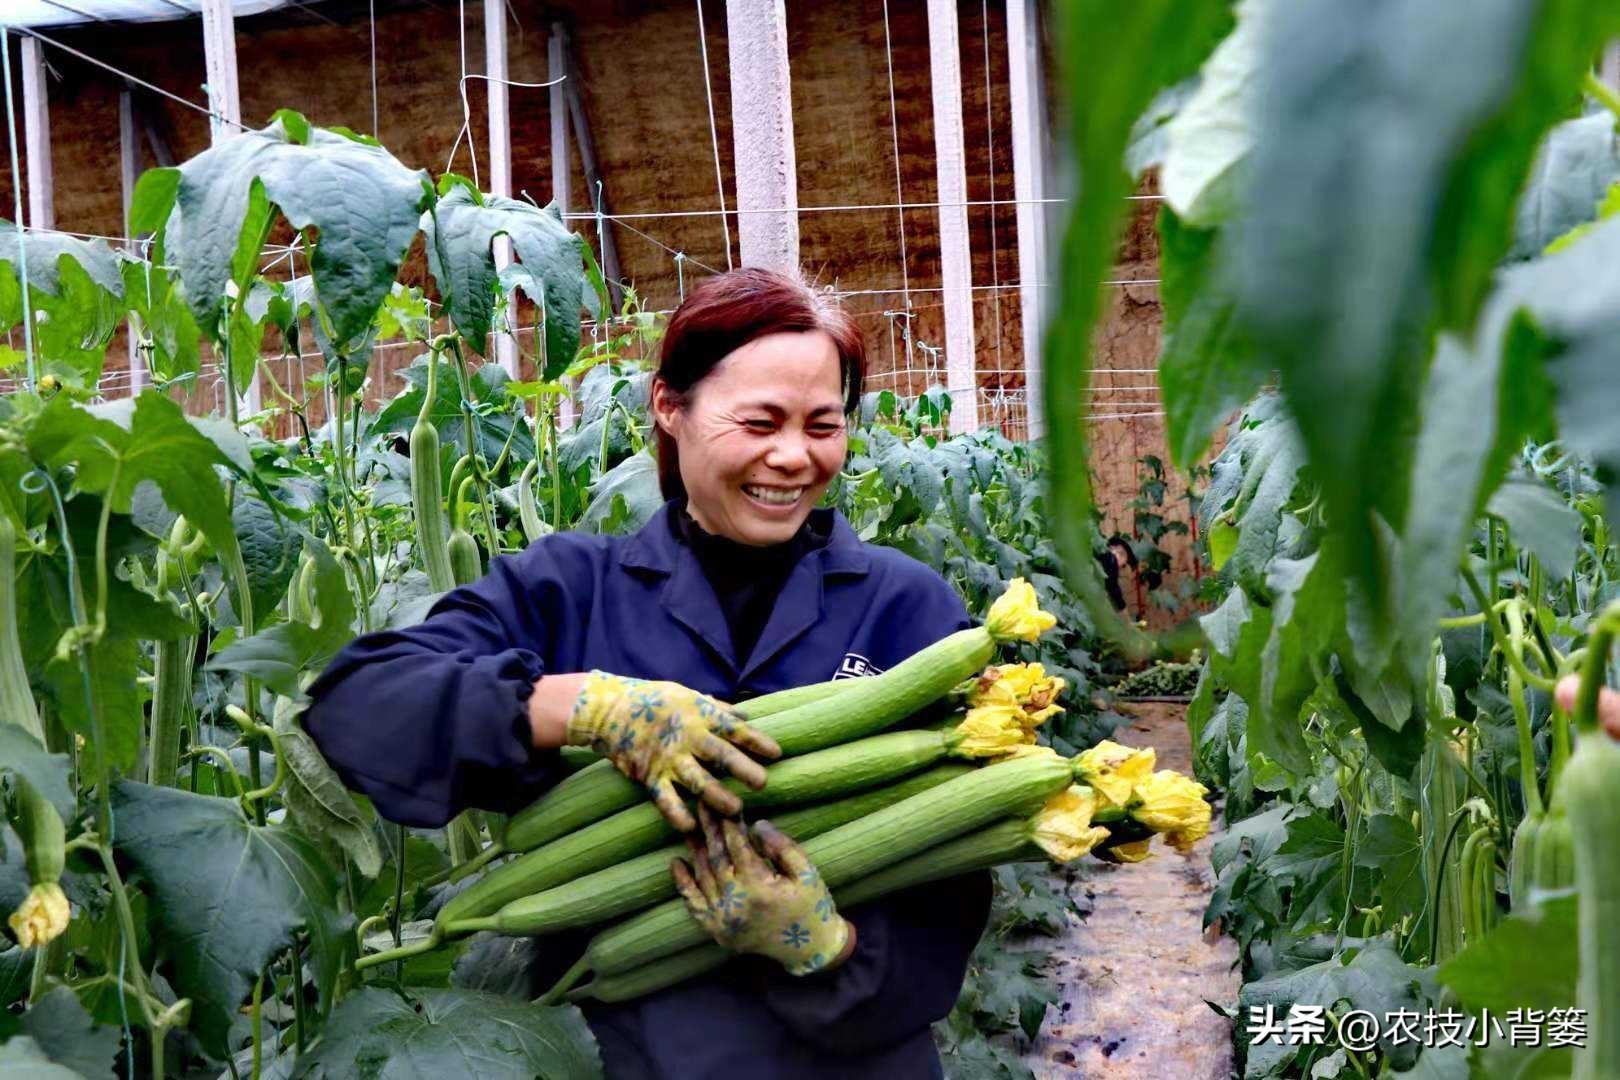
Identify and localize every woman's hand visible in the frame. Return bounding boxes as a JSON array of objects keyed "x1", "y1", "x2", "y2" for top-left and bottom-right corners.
[
  {"x1": 671, "y1": 805, "x2": 855, "y2": 976},
  {"x1": 564, "y1": 671, "x2": 781, "y2": 830},
  {"x1": 1554, "y1": 675, "x2": 1620, "y2": 740}
]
